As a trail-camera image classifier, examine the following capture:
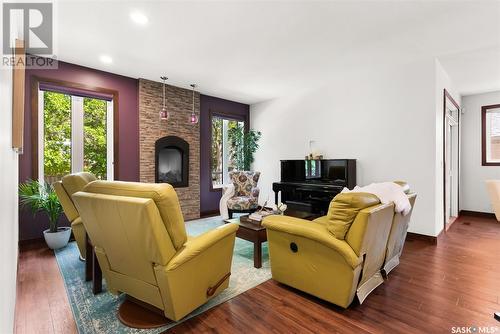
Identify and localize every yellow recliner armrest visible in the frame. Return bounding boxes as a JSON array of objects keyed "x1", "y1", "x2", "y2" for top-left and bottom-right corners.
[
  {"x1": 262, "y1": 215, "x2": 361, "y2": 268},
  {"x1": 166, "y1": 223, "x2": 239, "y2": 271}
]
